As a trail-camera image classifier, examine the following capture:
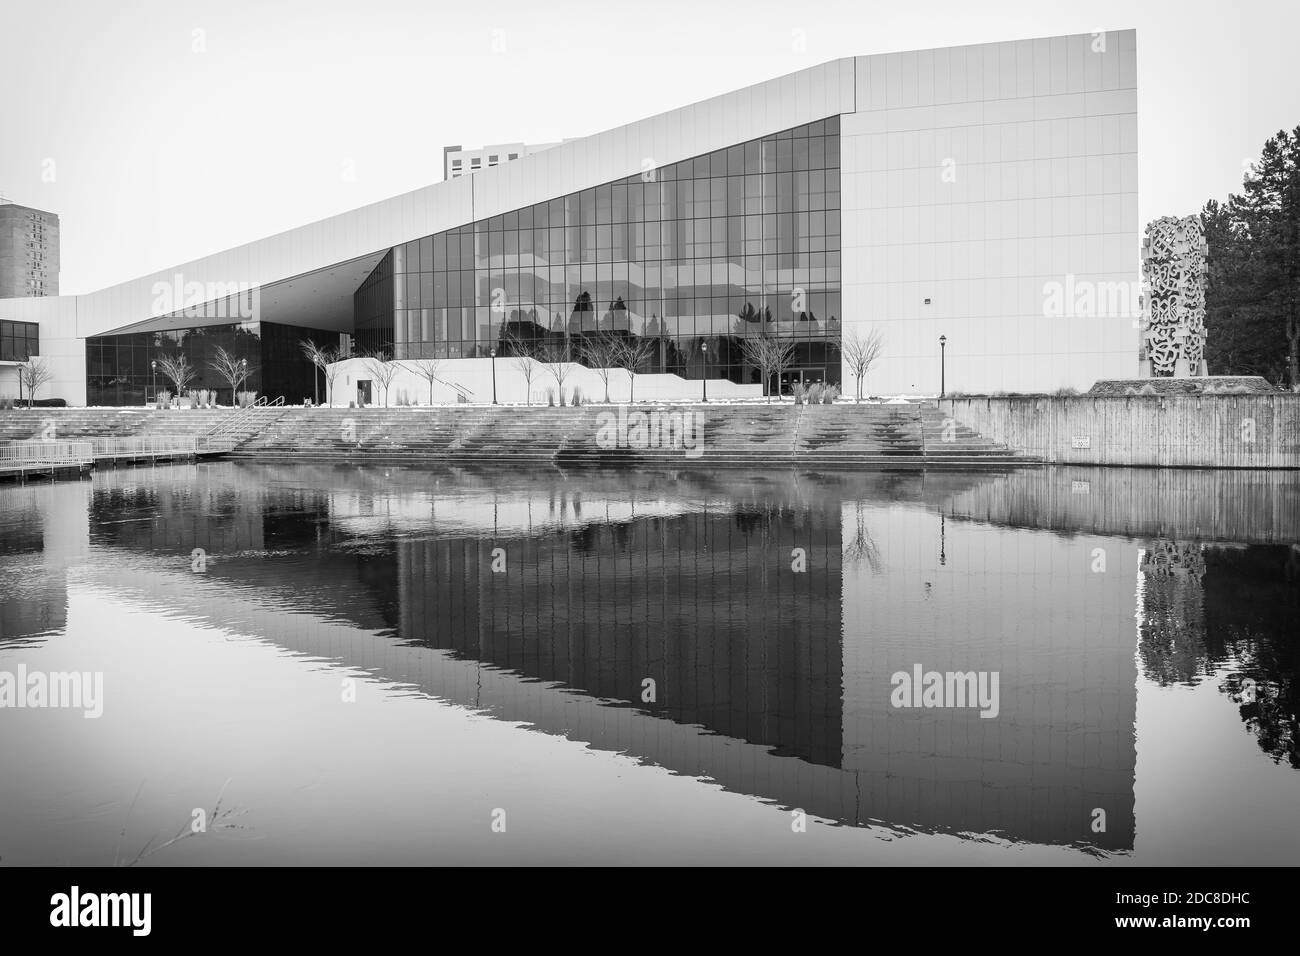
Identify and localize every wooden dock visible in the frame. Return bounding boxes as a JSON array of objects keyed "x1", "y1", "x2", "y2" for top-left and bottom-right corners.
[
  {"x1": 0, "y1": 460, "x2": 94, "y2": 481},
  {"x1": 0, "y1": 437, "x2": 232, "y2": 483}
]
